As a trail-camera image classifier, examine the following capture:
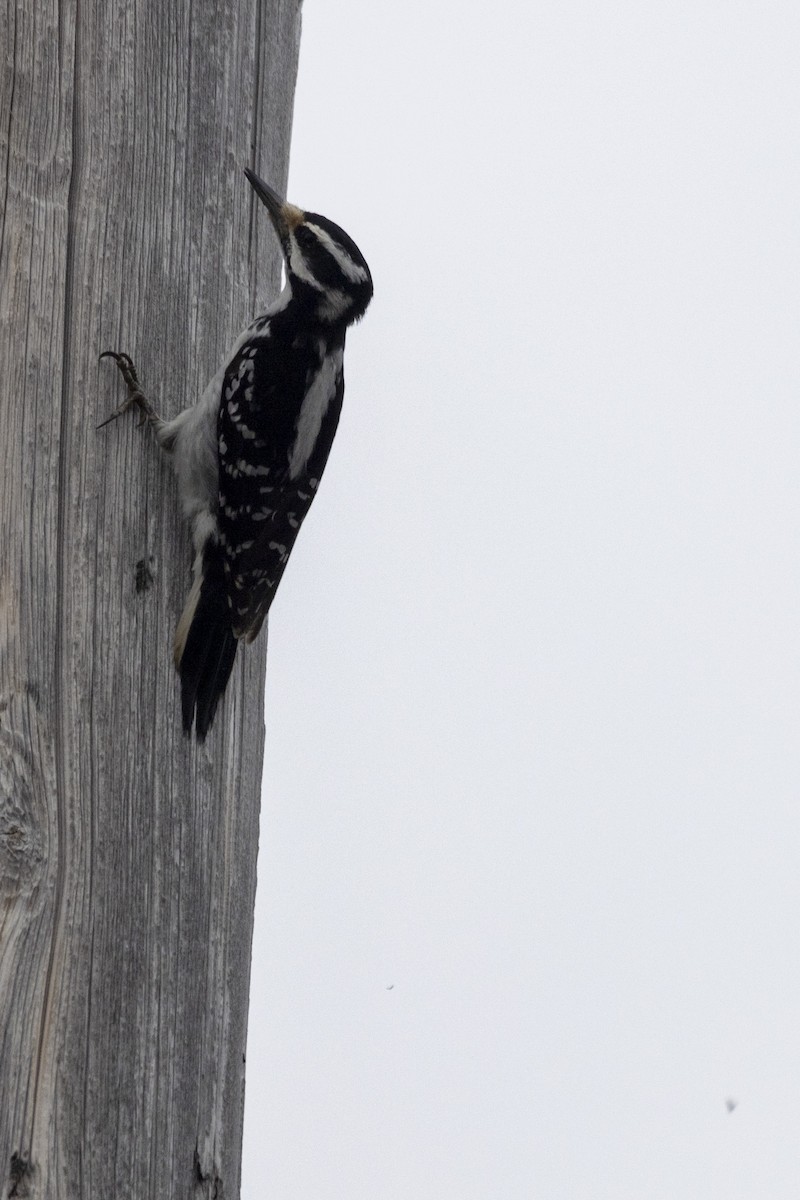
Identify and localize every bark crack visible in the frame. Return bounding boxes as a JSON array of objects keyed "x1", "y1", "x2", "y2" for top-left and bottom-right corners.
[
  {"x1": 247, "y1": 0, "x2": 265, "y2": 284},
  {"x1": 28, "y1": 0, "x2": 84, "y2": 1152},
  {"x1": 0, "y1": 1, "x2": 17, "y2": 266}
]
